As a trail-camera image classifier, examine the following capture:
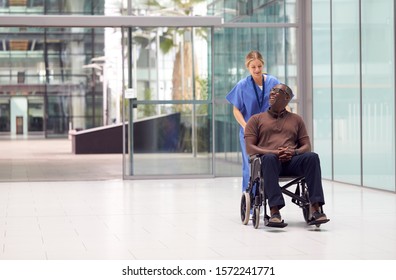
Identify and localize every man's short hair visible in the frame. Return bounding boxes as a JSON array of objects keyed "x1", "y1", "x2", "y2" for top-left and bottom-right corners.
[{"x1": 280, "y1": 83, "x2": 294, "y2": 99}]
